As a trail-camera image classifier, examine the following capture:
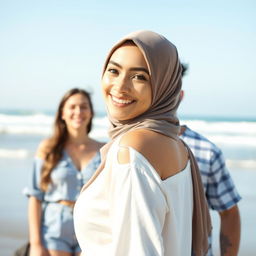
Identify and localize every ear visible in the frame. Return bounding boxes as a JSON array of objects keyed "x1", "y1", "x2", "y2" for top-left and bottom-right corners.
[{"x1": 179, "y1": 90, "x2": 184, "y2": 101}]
